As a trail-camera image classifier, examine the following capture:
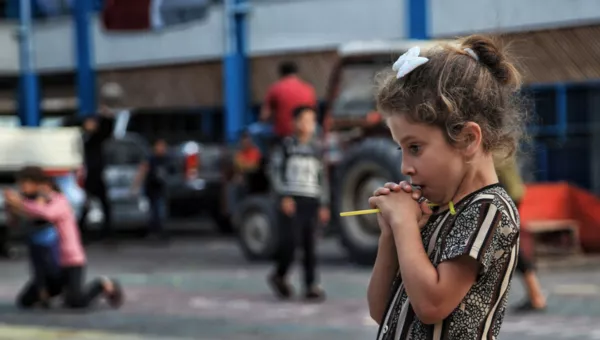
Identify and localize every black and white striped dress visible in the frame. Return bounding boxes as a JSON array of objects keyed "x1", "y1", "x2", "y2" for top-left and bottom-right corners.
[{"x1": 377, "y1": 184, "x2": 520, "y2": 340}]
